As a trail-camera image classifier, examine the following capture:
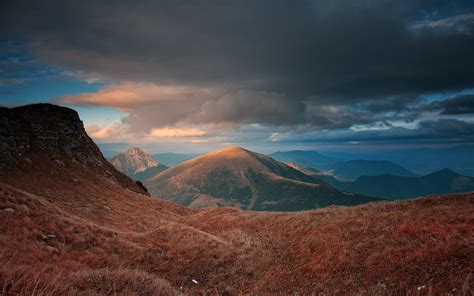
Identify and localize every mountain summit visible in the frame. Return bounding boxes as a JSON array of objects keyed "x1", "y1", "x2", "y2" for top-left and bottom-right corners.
[
  {"x1": 145, "y1": 146, "x2": 381, "y2": 210},
  {"x1": 109, "y1": 147, "x2": 168, "y2": 180},
  {"x1": 110, "y1": 147, "x2": 158, "y2": 174}
]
